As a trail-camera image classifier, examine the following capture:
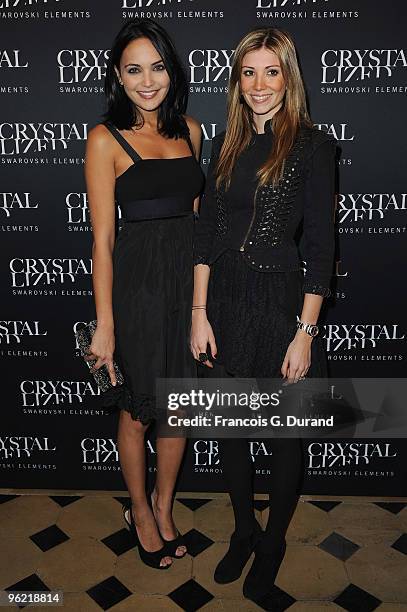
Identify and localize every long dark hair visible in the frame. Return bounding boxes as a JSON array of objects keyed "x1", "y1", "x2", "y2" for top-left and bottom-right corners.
[{"x1": 104, "y1": 18, "x2": 188, "y2": 139}]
